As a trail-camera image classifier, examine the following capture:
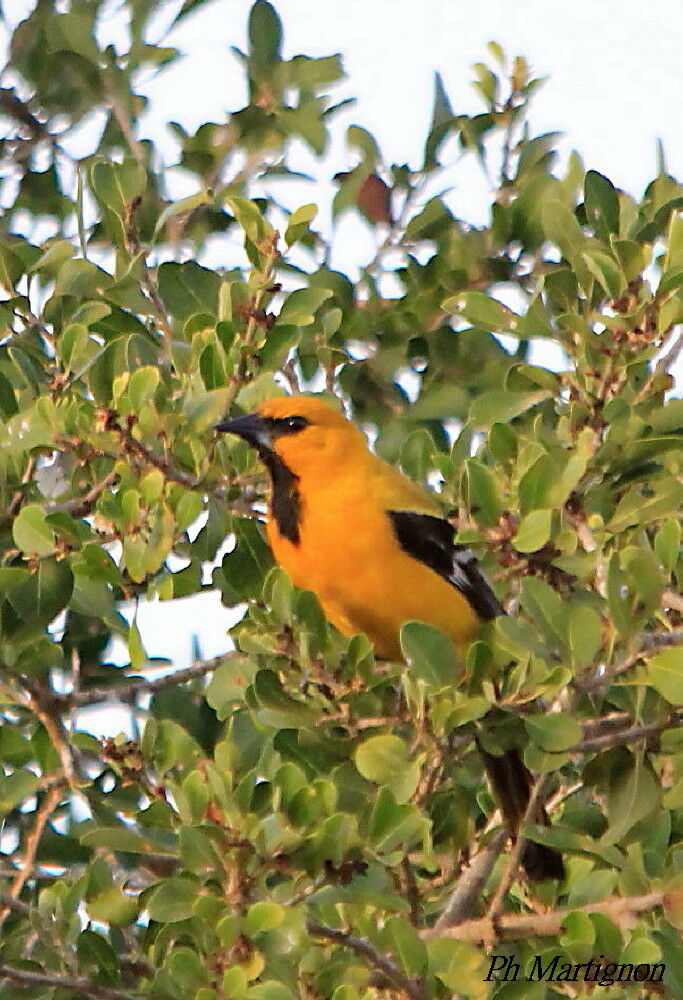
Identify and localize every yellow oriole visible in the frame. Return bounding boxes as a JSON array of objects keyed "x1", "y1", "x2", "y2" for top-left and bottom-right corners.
[{"x1": 216, "y1": 394, "x2": 563, "y2": 880}]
